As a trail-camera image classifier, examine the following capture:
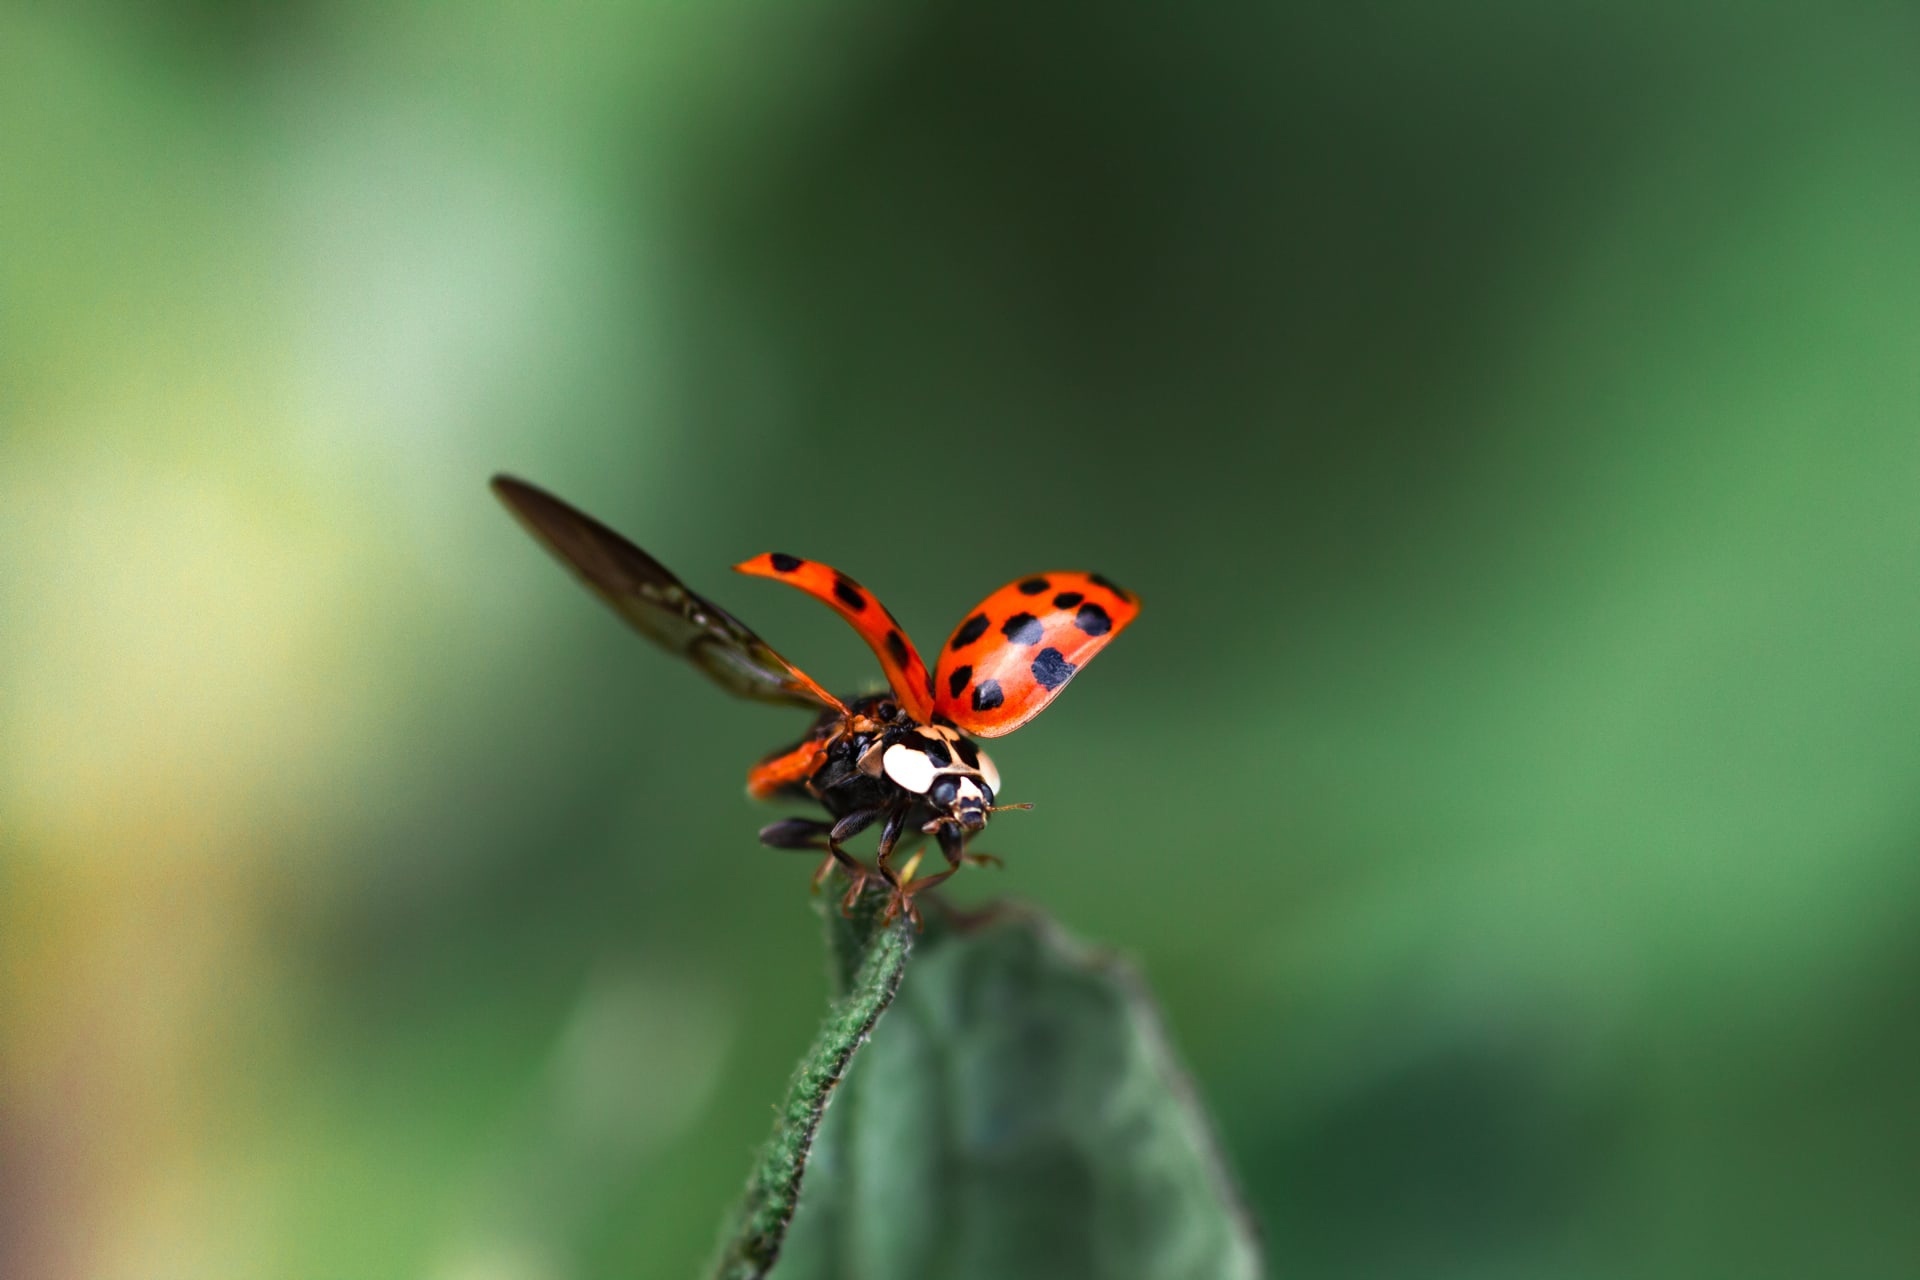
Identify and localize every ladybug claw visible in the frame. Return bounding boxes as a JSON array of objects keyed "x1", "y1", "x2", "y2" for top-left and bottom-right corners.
[
  {"x1": 963, "y1": 852, "x2": 1004, "y2": 869},
  {"x1": 878, "y1": 884, "x2": 923, "y2": 929},
  {"x1": 810, "y1": 855, "x2": 838, "y2": 894},
  {"x1": 837, "y1": 875, "x2": 868, "y2": 916}
]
